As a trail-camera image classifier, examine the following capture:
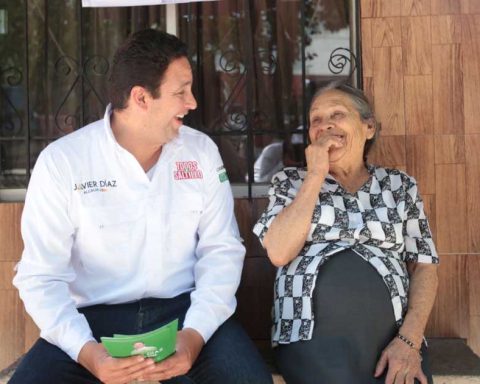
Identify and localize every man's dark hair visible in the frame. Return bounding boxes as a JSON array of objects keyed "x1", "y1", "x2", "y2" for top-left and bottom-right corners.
[{"x1": 108, "y1": 29, "x2": 188, "y2": 110}]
